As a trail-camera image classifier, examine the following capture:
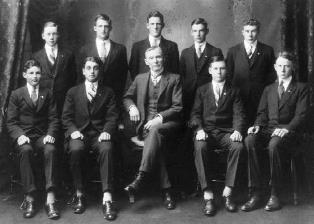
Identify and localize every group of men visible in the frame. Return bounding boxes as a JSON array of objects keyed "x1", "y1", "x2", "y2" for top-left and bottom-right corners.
[{"x1": 5, "y1": 10, "x2": 309, "y2": 221}]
